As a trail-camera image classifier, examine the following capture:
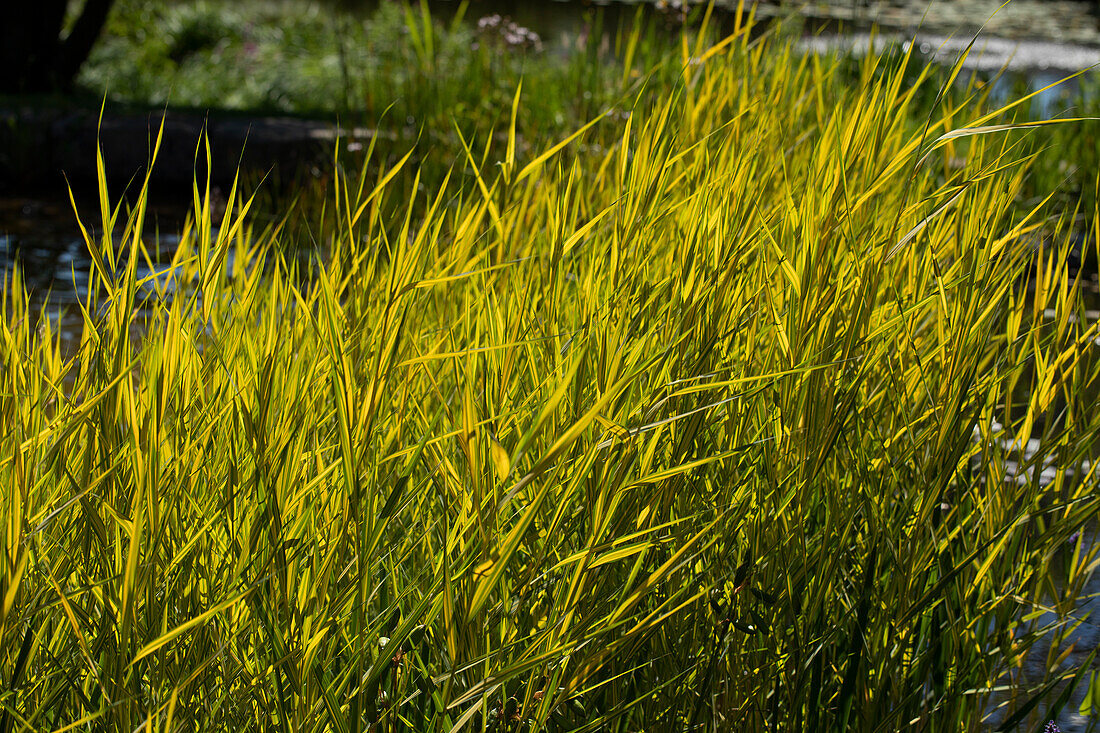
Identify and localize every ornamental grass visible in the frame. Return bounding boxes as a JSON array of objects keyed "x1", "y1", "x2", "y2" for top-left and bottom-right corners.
[{"x1": 2, "y1": 11, "x2": 1099, "y2": 732}]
